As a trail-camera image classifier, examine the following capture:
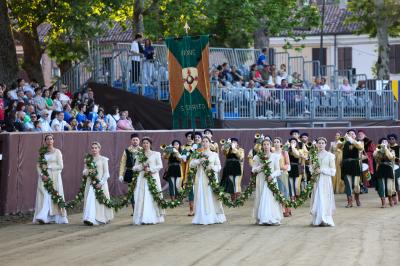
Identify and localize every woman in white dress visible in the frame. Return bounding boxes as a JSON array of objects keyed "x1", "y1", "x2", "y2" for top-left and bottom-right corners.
[
  {"x1": 132, "y1": 137, "x2": 165, "y2": 225},
  {"x1": 310, "y1": 137, "x2": 336, "y2": 227},
  {"x1": 82, "y1": 142, "x2": 114, "y2": 225},
  {"x1": 190, "y1": 136, "x2": 226, "y2": 225},
  {"x1": 33, "y1": 134, "x2": 68, "y2": 224},
  {"x1": 252, "y1": 139, "x2": 283, "y2": 225}
]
